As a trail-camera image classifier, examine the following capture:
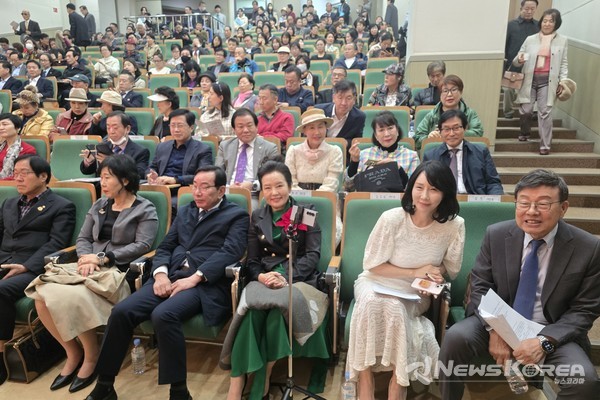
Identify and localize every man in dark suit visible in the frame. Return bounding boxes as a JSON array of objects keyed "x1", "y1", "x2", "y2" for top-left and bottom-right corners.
[
  {"x1": 243, "y1": 34, "x2": 262, "y2": 58},
  {"x1": 423, "y1": 109, "x2": 503, "y2": 195},
  {"x1": 24, "y1": 60, "x2": 54, "y2": 100},
  {"x1": 316, "y1": 66, "x2": 347, "y2": 104},
  {"x1": 118, "y1": 71, "x2": 143, "y2": 108},
  {"x1": 0, "y1": 61, "x2": 23, "y2": 96},
  {"x1": 12, "y1": 10, "x2": 41, "y2": 37},
  {"x1": 278, "y1": 66, "x2": 314, "y2": 113},
  {"x1": 206, "y1": 48, "x2": 230, "y2": 76},
  {"x1": 216, "y1": 108, "x2": 279, "y2": 190},
  {"x1": 333, "y1": 43, "x2": 367, "y2": 71},
  {"x1": 66, "y1": 3, "x2": 91, "y2": 47},
  {"x1": 315, "y1": 79, "x2": 365, "y2": 153},
  {"x1": 0, "y1": 154, "x2": 76, "y2": 385},
  {"x1": 147, "y1": 109, "x2": 213, "y2": 186},
  {"x1": 85, "y1": 165, "x2": 249, "y2": 400},
  {"x1": 439, "y1": 169, "x2": 600, "y2": 400},
  {"x1": 80, "y1": 112, "x2": 149, "y2": 180}
]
